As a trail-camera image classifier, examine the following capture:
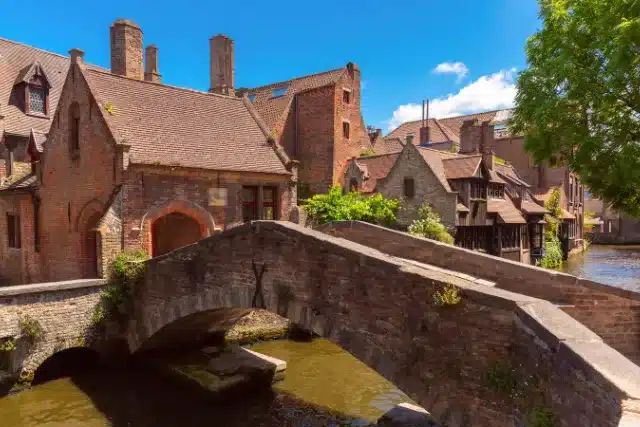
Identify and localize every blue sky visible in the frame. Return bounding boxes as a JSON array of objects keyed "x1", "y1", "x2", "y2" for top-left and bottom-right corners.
[{"x1": 1, "y1": 0, "x2": 540, "y2": 131}]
